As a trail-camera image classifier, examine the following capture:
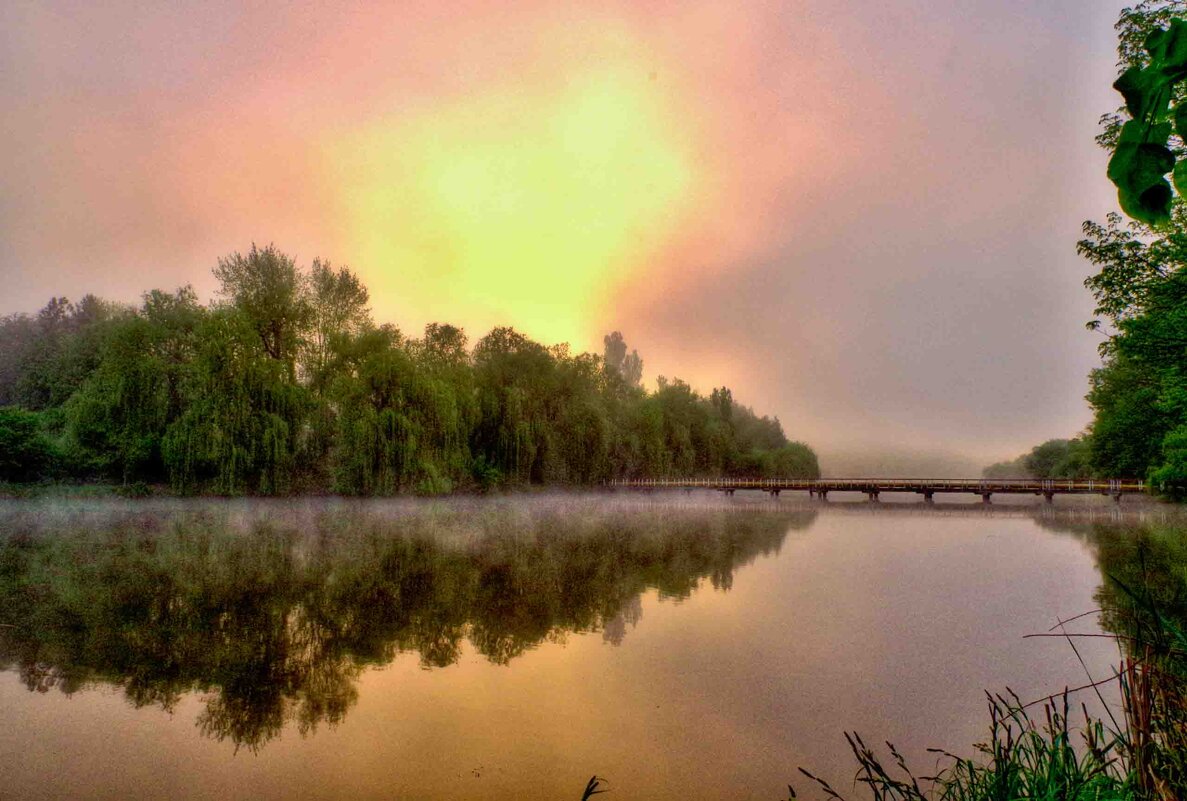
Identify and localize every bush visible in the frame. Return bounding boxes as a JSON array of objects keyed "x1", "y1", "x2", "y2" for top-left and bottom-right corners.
[
  {"x1": 1149, "y1": 425, "x2": 1187, "y2": 501},
  {"x1": 0, "y1": 407, "x2": 58, "y2": 482}
]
